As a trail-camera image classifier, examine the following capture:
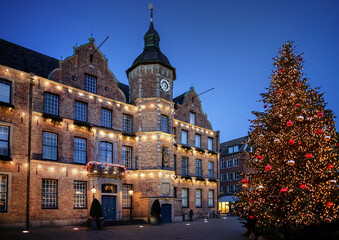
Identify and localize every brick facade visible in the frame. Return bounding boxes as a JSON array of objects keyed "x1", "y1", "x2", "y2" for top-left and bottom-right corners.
[{"x1": 0, "y1": 21, "x2": 219, "y2": 228}]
